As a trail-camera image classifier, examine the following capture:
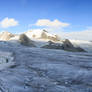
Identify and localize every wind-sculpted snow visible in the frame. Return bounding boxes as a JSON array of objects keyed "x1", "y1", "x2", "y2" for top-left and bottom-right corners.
[{"x1": 0, "y1": 42, "x2": 92, "y2": 92}]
